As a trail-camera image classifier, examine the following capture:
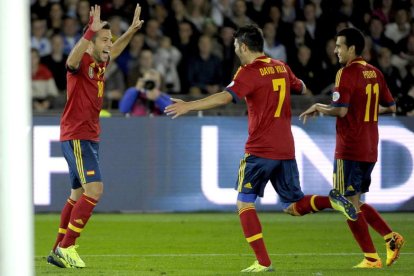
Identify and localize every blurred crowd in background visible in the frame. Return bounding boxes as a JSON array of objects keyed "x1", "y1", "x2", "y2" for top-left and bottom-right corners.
[{"x1": 30, "y1": 0, "x2": 414, "y2": 116}]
